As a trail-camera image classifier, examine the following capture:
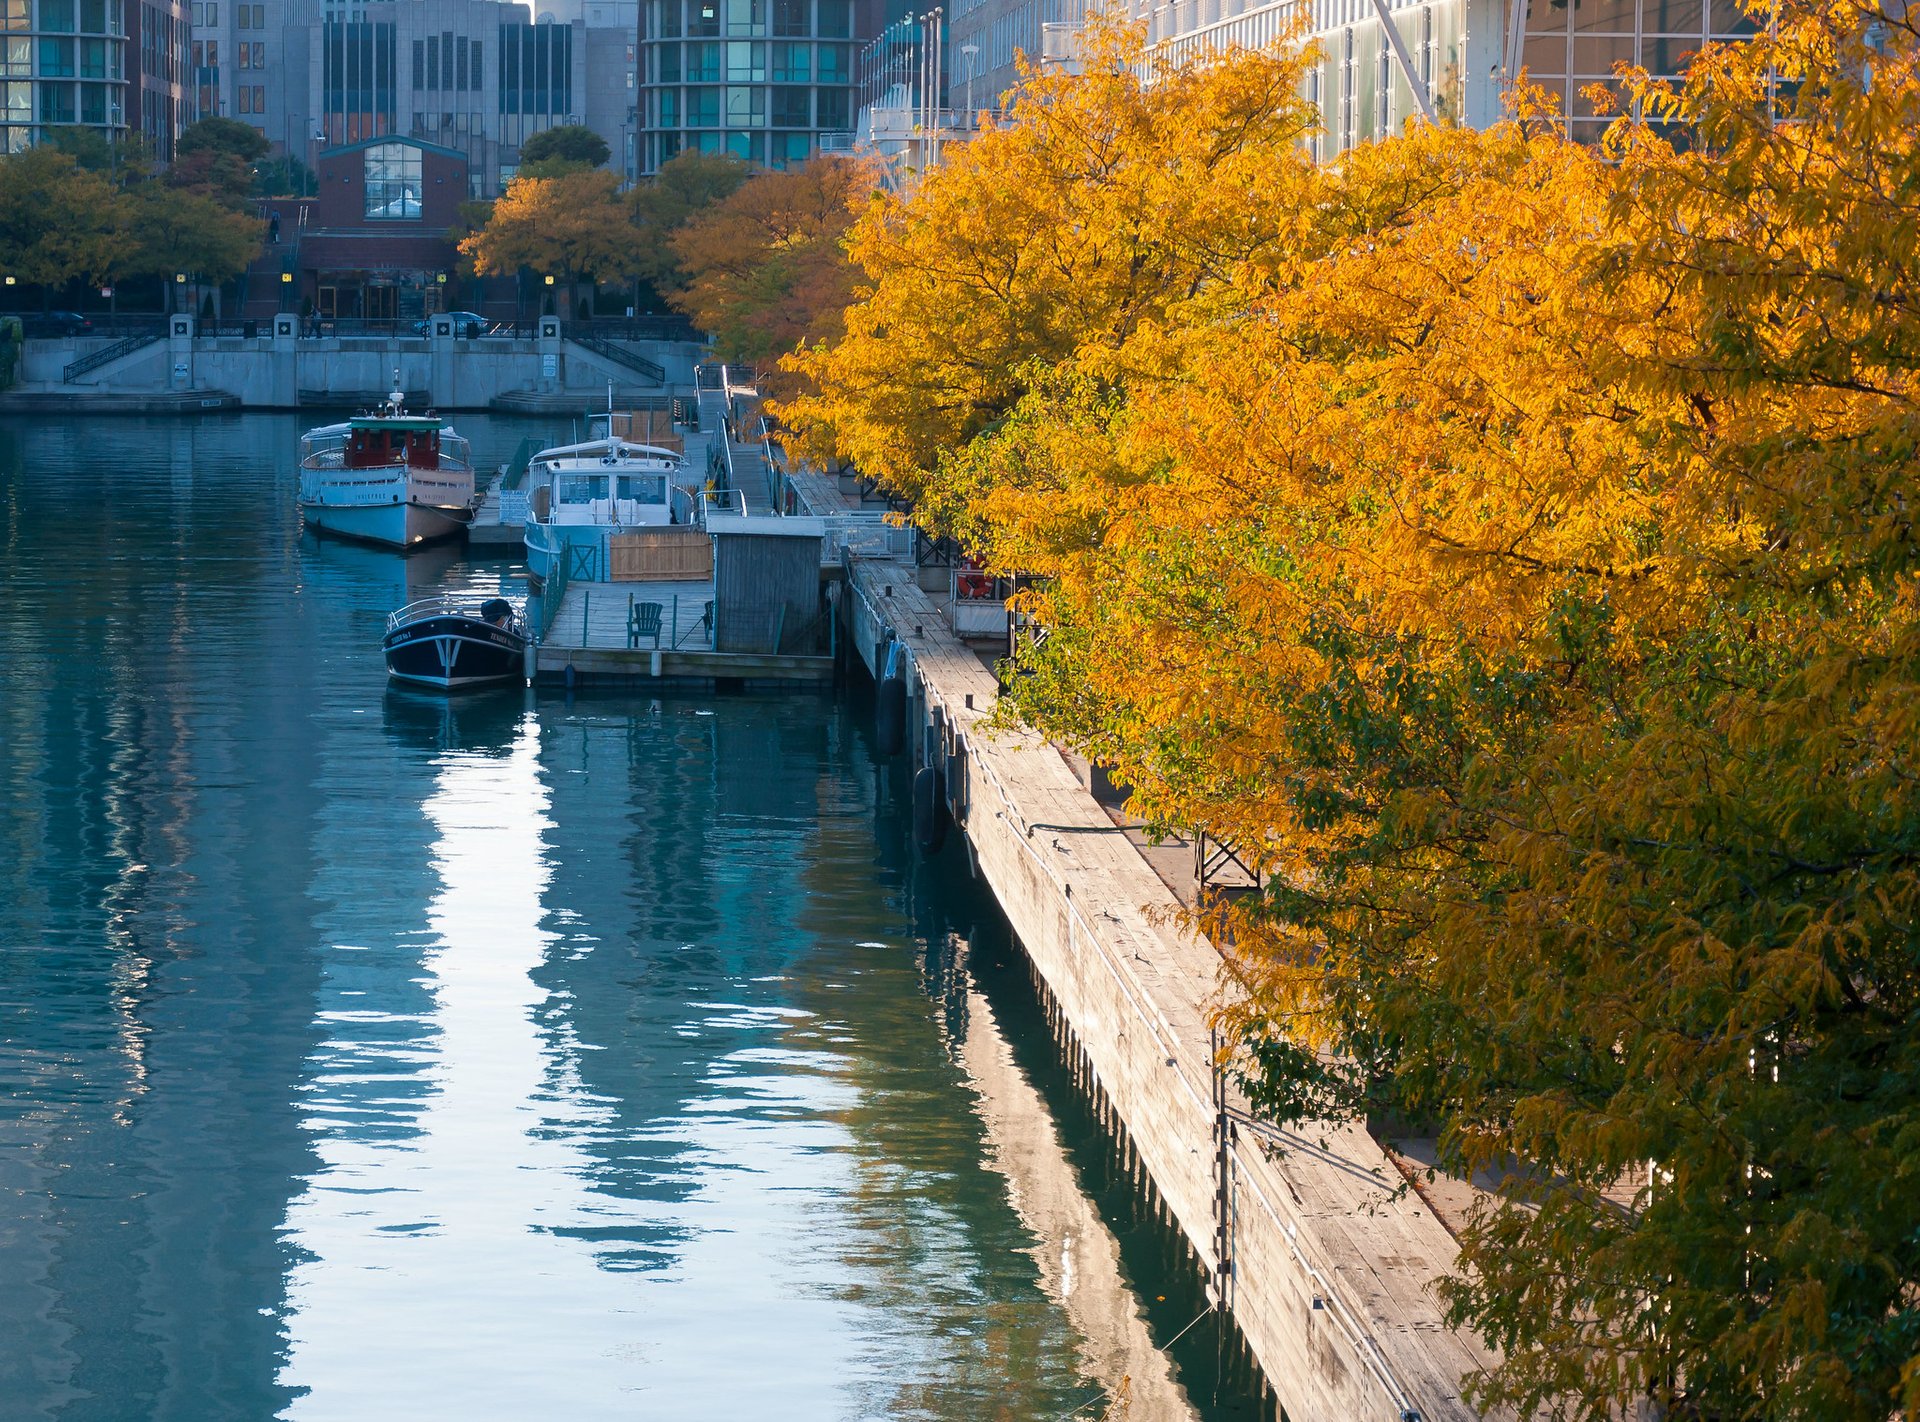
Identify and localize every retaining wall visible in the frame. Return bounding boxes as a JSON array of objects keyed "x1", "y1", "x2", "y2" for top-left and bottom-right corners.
[{"x1": 844, "y1": 558, "x2": 1498, "y2": 1422}]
